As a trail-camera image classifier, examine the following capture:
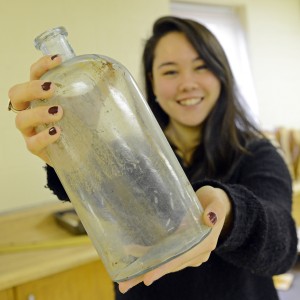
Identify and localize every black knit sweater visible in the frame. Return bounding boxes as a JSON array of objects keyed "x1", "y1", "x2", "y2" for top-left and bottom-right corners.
[{"x1": 46, "y1": 138, "x2": 298, "y2": 300}]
